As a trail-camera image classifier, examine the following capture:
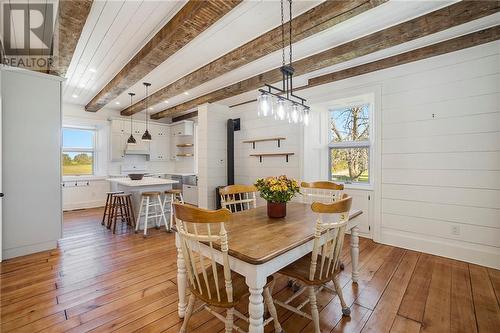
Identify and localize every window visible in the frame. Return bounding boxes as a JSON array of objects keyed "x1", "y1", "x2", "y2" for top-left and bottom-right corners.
[
  {"x1": 329, "y1": 103, "x2": 370, "y2": 184},
  {"x1": 62, "y1": 127, "x2": 96, "y2": 176}
]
